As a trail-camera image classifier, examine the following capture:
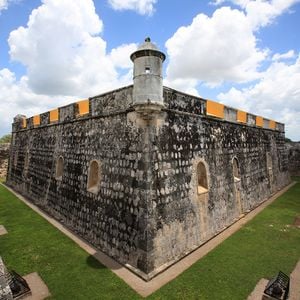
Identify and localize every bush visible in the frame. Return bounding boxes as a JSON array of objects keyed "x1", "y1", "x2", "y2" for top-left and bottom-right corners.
[{"x1": 0, "y1": 134, "x2": 11, "y2": 144}]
